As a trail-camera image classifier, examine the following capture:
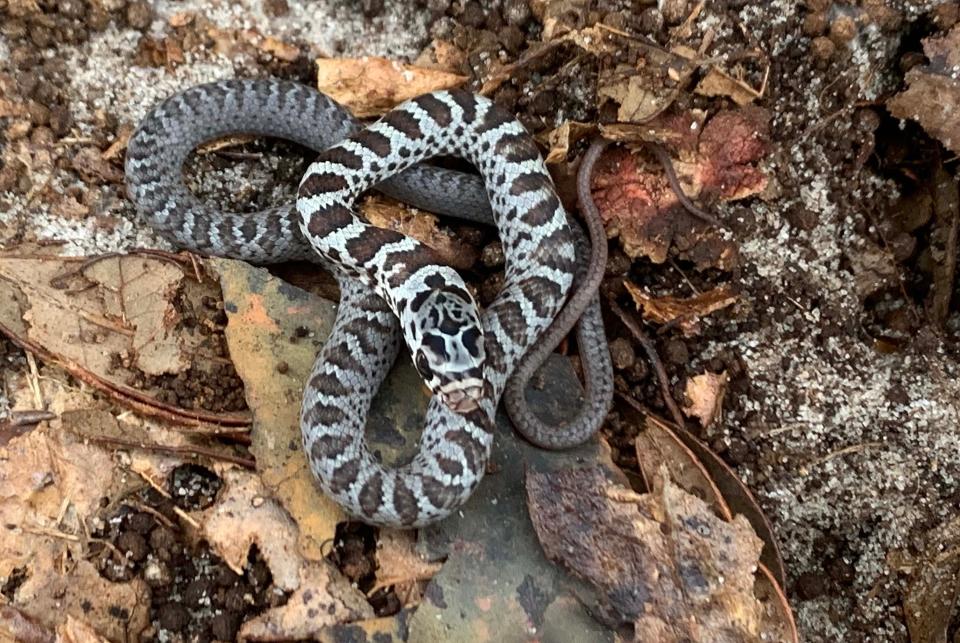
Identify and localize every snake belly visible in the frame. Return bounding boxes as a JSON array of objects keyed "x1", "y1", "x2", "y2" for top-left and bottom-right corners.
[{"x1": 296, "y1": 91, "x2": 576, "y2": 526}]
